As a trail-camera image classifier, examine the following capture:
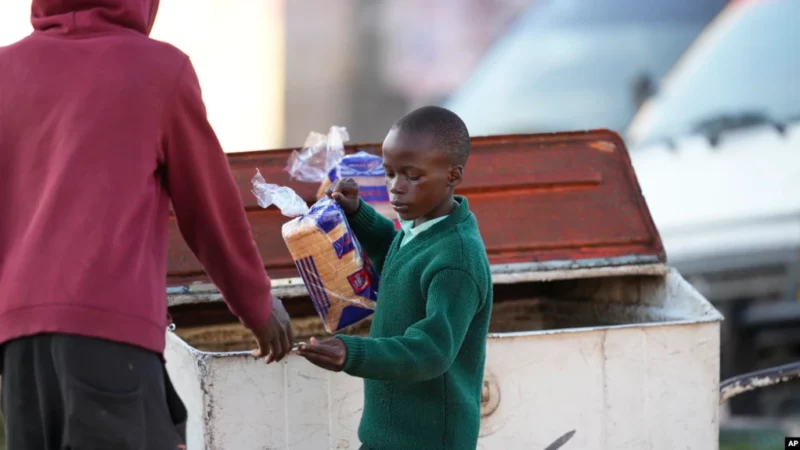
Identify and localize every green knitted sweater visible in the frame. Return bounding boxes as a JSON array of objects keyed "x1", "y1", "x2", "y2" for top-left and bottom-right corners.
[{"x1": 338, "y1": 196, "x2": 493, "y2": 450}]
